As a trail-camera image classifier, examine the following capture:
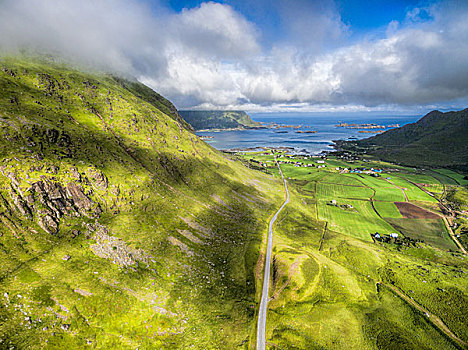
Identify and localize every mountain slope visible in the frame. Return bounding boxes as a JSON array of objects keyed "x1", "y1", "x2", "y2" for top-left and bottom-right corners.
[
  {"x1": 0, "y1": 57, "x2": 284, "y2": 349},
  {"x1": 350, "y1": 109, "x2": 468, "y2": 170},
  {"x1": 179, "y1": 110, "x2": 263, "y2": 131}
]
